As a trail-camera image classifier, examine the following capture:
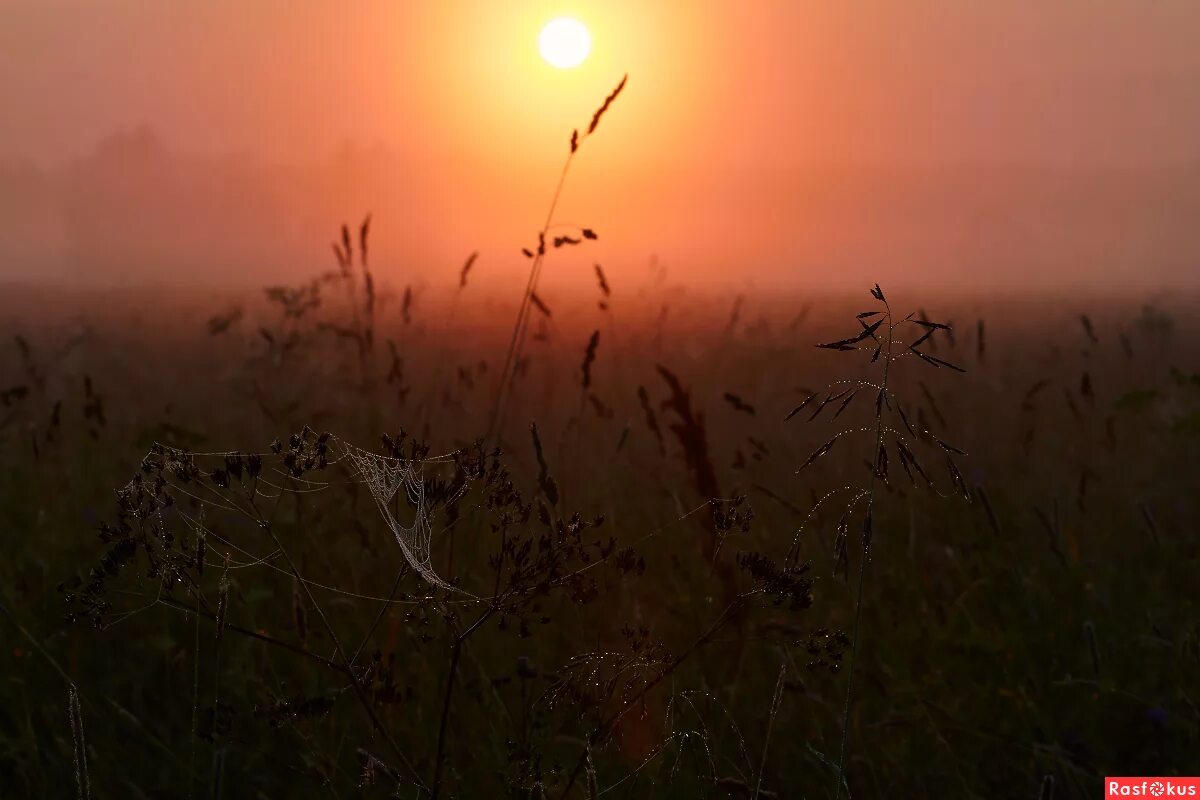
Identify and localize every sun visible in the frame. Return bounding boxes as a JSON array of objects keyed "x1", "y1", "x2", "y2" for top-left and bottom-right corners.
[{"x1": 538, "y1": 17, "x2": 591, "y2": 69}]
